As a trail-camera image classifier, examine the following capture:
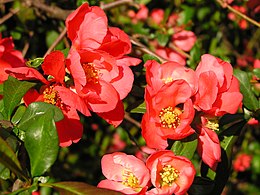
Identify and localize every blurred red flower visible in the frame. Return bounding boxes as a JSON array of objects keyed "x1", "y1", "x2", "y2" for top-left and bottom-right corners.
[
  {"x1": 233, "y1": 153, "x2": 252, "y2": 172},
  {"x1": 0, "y1": 35, "x2": 25, "y2": 83}
]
